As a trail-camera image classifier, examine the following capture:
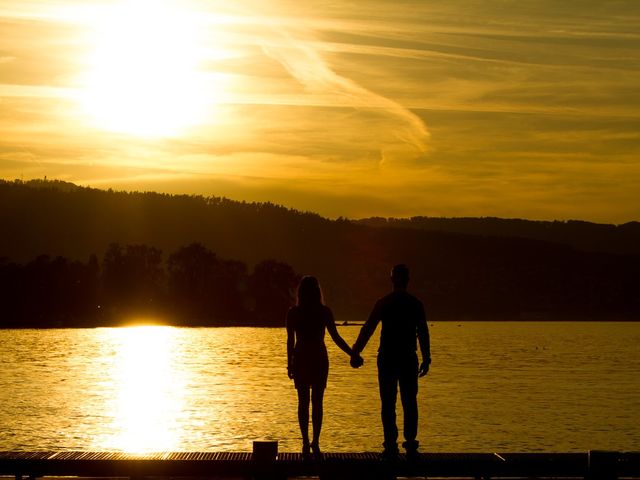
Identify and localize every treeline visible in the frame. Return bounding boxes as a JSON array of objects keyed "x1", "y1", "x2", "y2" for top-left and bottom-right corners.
[
  {"x1": 0, "y1": 243, "x2": 299, "y2": 328},
  {"x1": 357, "y1": 216, "x2": 640, "y2": 256},
  {"x1": 1, "y1": 179, "x2": 639, "y2": 321}
]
